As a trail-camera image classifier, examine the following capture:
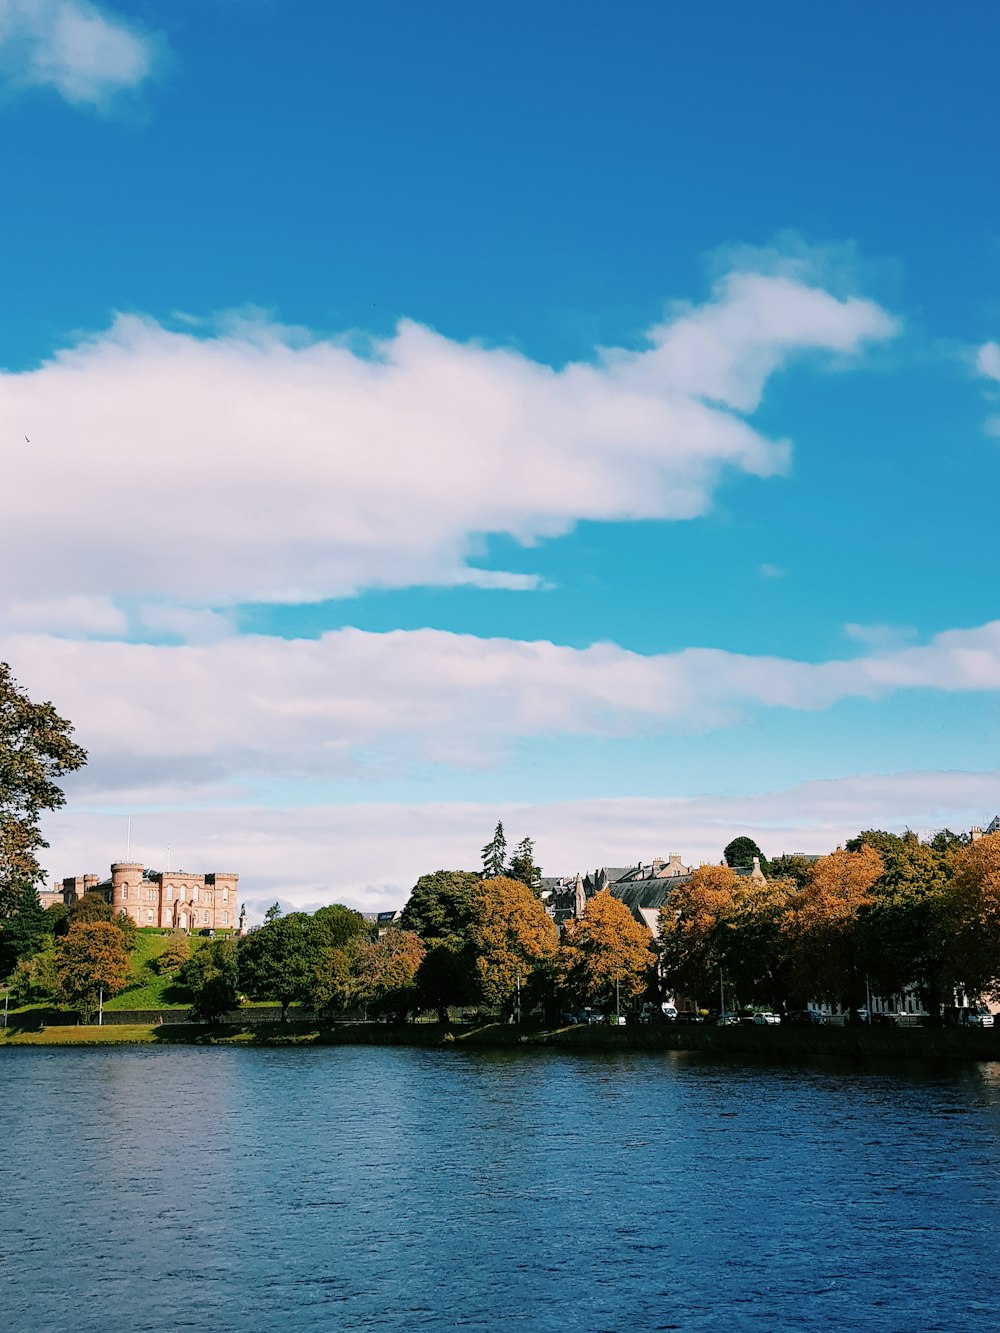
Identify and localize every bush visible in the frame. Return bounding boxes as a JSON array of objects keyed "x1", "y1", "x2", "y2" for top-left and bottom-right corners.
[{"x1": 152, "y1": 937, "x2": 190, "y2": 974}]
